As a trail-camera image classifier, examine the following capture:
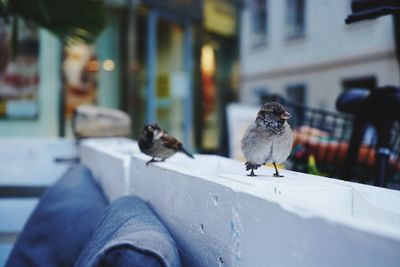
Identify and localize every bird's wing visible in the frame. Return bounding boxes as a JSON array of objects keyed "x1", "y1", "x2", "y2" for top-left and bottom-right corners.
[{"x1": 160, "y1": 134, "x2": 181, "y2": 151}]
